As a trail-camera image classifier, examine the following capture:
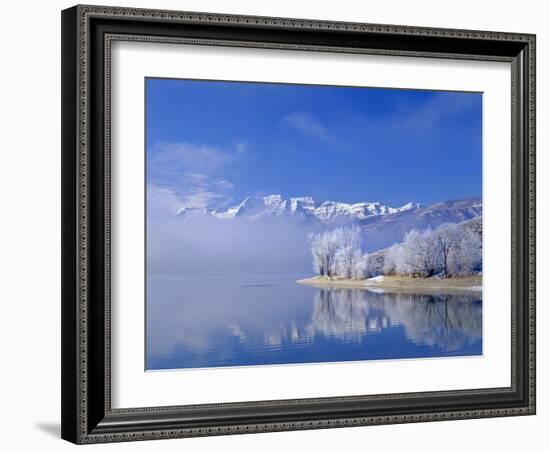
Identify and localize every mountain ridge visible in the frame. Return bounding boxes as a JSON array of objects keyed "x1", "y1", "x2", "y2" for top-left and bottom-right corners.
[
  {"x1": 175, "y1": 195, "x2": 482, "y2": 252},
  {"x1": 176, "y1": 194, "x2": 423, "y2": 223}
]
